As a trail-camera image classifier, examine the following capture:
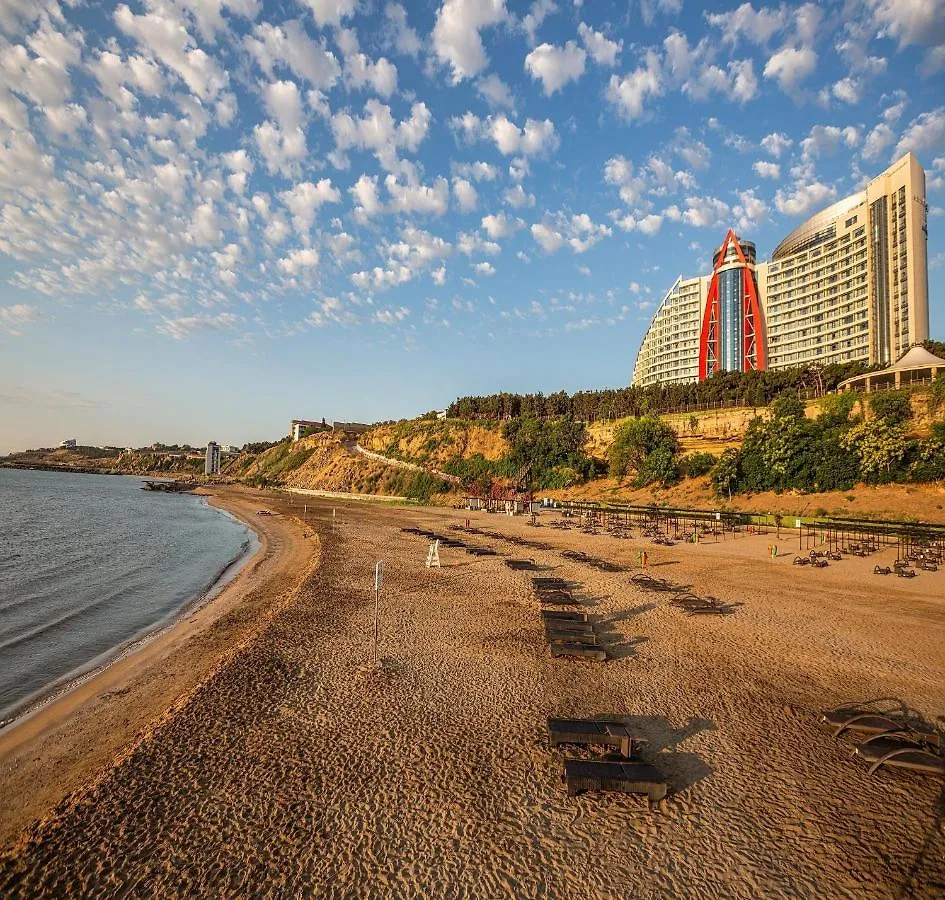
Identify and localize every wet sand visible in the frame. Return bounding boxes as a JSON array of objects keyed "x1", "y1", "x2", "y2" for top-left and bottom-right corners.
[{"x1": 1, "y1": 492, "x2": 943, "y2": 897}]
